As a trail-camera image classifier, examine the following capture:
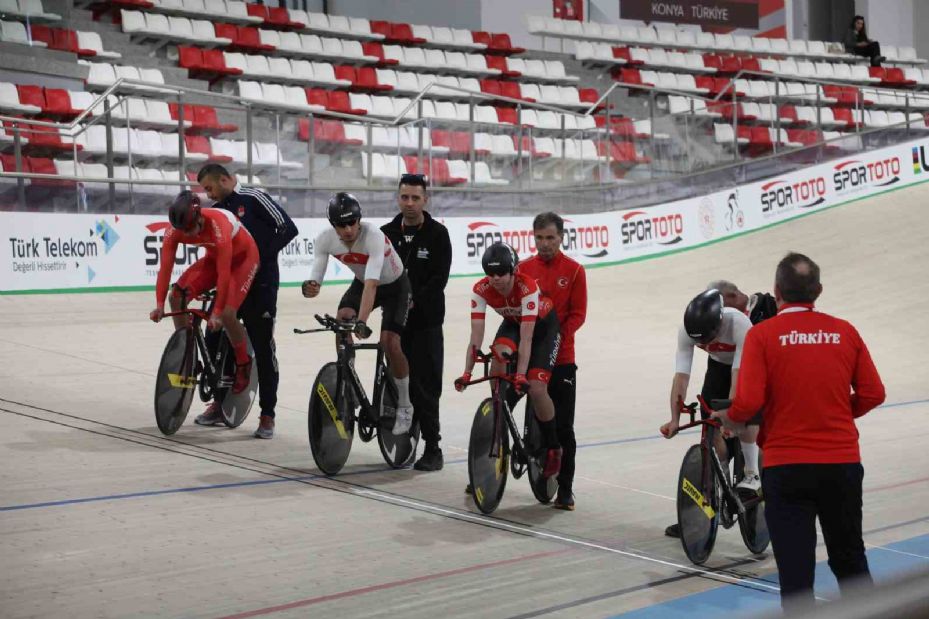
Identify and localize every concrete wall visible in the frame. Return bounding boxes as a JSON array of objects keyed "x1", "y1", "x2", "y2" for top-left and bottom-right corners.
[
  {"x1": 329, "y1": 0, "x2": 483, "y2": 30},
  {"x1": 855, "y1": 0, "x2": 913, "y2": 48}
]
